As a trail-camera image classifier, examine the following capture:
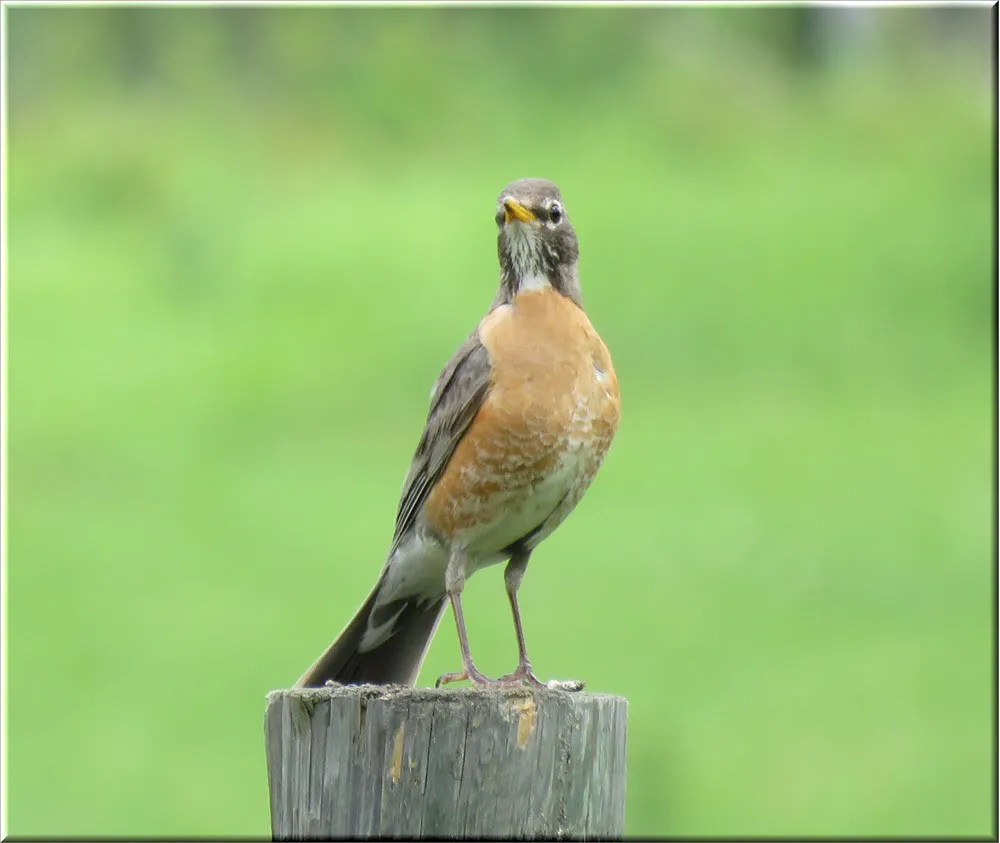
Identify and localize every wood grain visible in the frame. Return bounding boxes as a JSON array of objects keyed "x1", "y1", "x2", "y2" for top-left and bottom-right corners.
[{"x1": 264, "y1": 685, "x2": 628, "y2": 840}]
